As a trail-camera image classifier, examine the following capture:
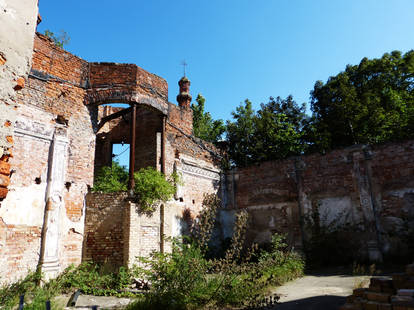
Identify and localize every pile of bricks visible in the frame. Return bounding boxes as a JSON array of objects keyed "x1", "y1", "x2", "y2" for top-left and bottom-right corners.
[{"x1": 340, "y1": 263, "x2": 414, "y2": 310}]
